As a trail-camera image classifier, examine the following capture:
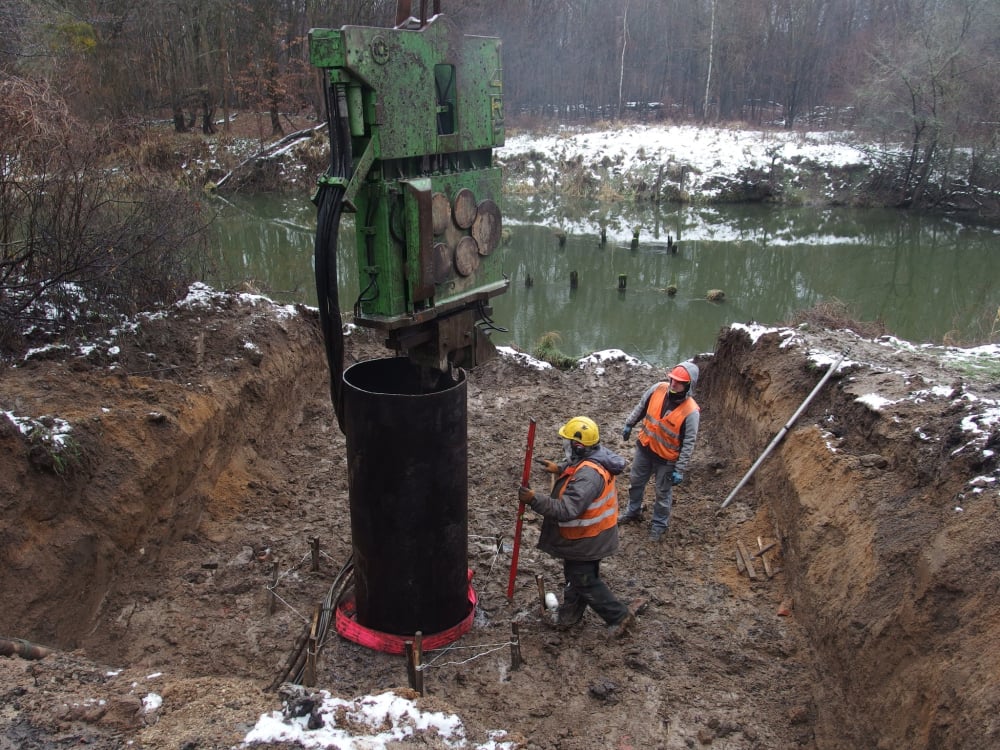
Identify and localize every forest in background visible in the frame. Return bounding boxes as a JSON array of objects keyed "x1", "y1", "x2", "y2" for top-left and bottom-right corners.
[
  {"x1": 2, "y1": 2, "x2": 999, "y2": 132},
  {"x1": 3, "y1": 0, "x2": 1000, "y2": 354},
  {"x1": 4, "y1": 1, "x2": 1000, "y2": 205}
]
